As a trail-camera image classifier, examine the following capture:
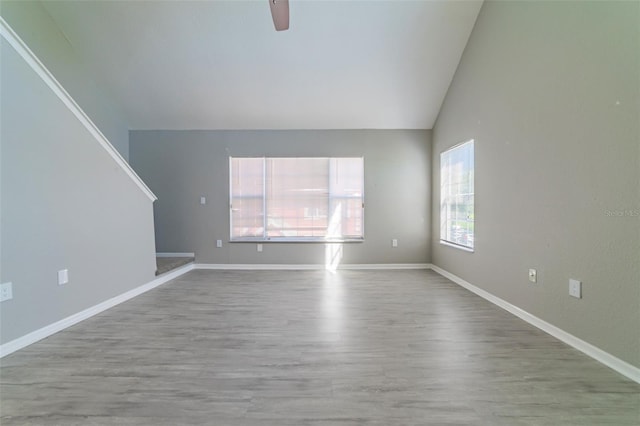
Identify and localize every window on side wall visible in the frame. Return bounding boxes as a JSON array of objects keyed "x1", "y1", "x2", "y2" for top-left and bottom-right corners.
[
  {"x1": 230, "y1": 157, "x2": 364, "y2": 242},
  {"x1": 440, "y1": 140, "x2": 474, "y2": 251}
]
